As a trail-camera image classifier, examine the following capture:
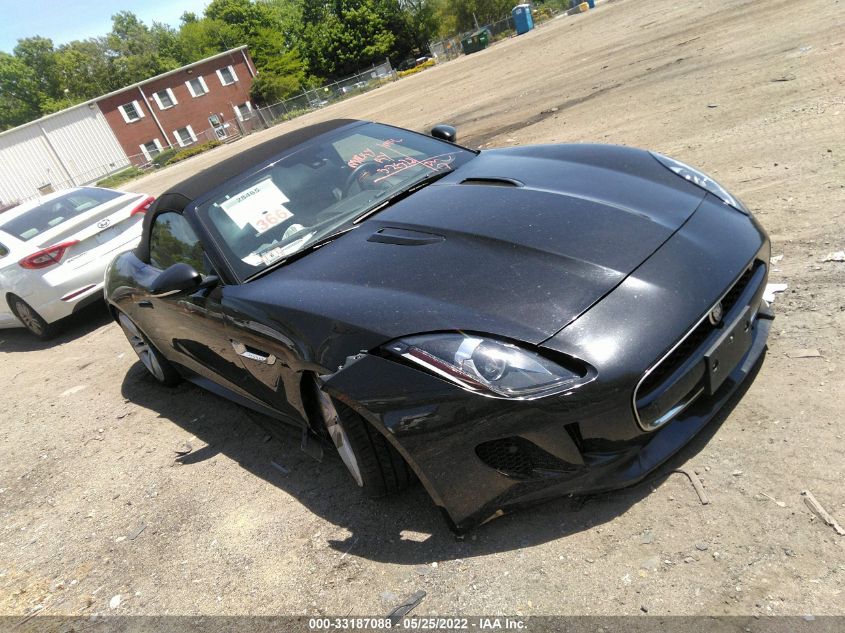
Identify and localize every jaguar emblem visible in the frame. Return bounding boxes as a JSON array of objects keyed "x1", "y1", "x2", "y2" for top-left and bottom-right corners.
[{"x1": 708, "y1": 301, "x2": 724, "y2": 326}]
